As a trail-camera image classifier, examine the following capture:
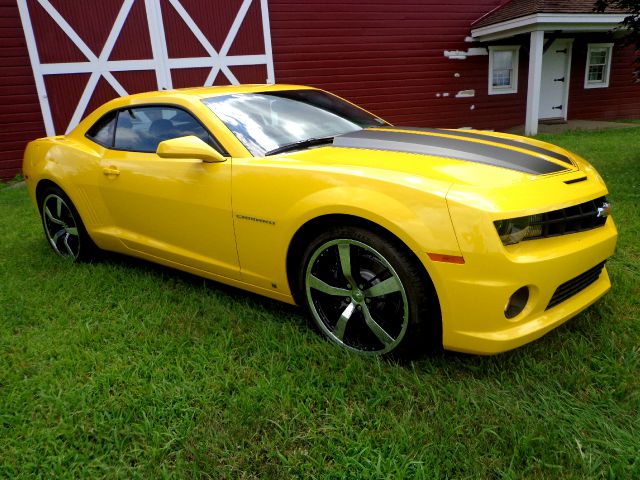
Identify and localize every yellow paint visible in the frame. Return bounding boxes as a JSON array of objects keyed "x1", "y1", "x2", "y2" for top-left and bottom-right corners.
[{"x1": 22, "y1": 84, "x2": 617, "y2": 354}]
